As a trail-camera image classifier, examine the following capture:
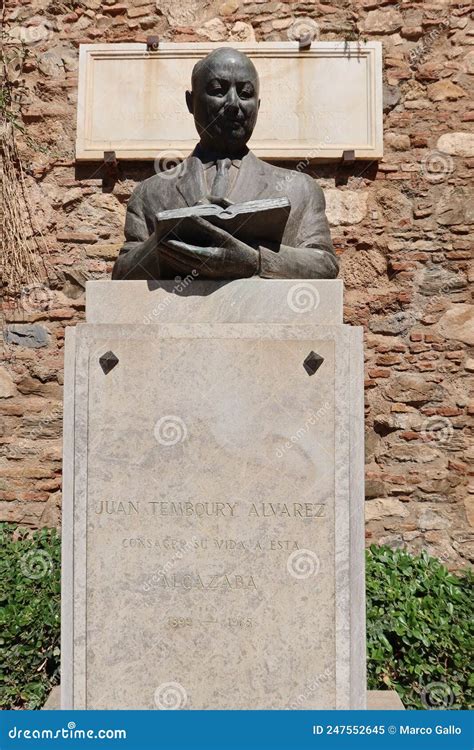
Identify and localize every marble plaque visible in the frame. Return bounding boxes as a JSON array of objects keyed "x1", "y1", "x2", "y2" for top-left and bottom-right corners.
[
  {"x1": 76, "y1": 42, "x2": 382, "y2": 161},
  {"x1": 61, "y1": 282, "x2": 365, "y2": 710}
]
